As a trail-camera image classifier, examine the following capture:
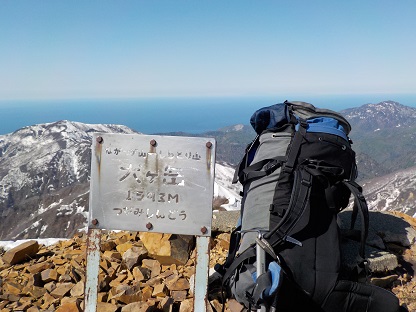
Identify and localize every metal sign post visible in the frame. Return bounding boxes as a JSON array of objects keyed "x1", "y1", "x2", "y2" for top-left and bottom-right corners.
[{"x1": 84, "y1": 134, "x2": 216, "y2": 311}]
